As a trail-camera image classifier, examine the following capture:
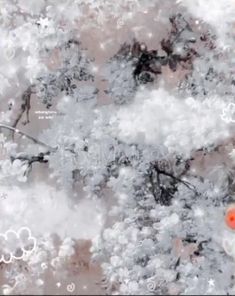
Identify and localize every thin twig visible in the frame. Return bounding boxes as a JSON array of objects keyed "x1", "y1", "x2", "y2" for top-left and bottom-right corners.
[{"x1": 0, "y1": 124, "x2": 55, "y2": 150}]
